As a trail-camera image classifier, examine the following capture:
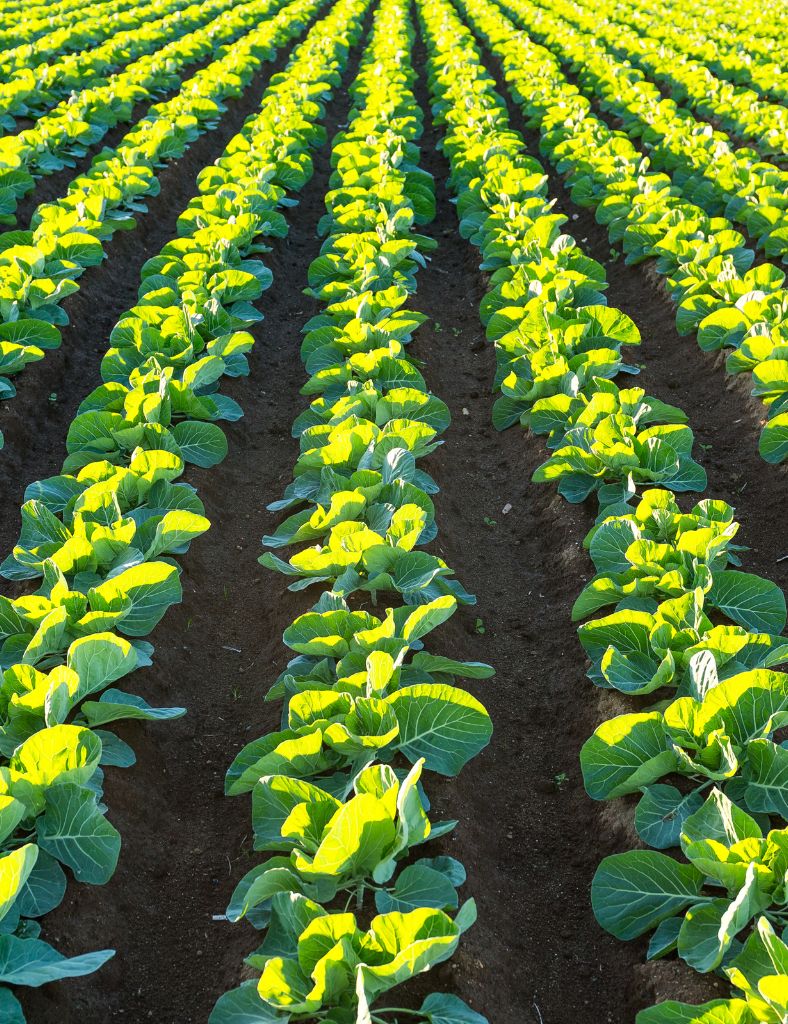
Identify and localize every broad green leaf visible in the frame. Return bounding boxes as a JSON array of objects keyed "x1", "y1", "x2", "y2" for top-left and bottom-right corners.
[
  {"x1": 36, "y1": 783, "x2": 120, "y2": 884},
  {"x1": 94, "y1": 731, "x2": 136, "y2": 768},
  {"x1": 172, "y1": 421, "x2": 228, "y2": 468},
  {"x1": 226, "y1": 859, "x2": 314, "y2": 922},
  {"x1": 374, "y1": 861, "x2": 459, "y2": 914},
  {"x1": 419, "y1": 992, "x2": 488, "y2": 1024},
  {"x1": 67, "y1": 633, "x2": 137, "y2": 703},
  {"x1": 758, "y1": 974, "x2": 788, "y2": 1015},
  {"x1": 0, "y1": 796, "x2": 24, "y2": 845},
  {"x1": 409, "y1": 654, "x2": 494, "y2": 679},
  {"x1": 0, "y1": 845, "x2": 37, "y2": 922},
  {"x1": 145, "y1": 510, "x2": 210, "y2": 559},
  {"x1": 0, "y1": 935, "x2": 114, "y2": 986},
  {"x1": 88, "y1": 562, "x2": 182, "y2": 636},
  {"x1": 647, "y1": 917, "x2": 683, "y2": 961},
  {"x1": 743, "y1": 739, "x2": 788, "y2": 818},
  {"x1": 357, "y1": 906, "x2": 463, "y2": 1004},
  {"x1": 296, "y1": 912, "x2": 356, "y2": 977},
  {"x1": 81, "y1": 689, "x2": 185, "y2": 727},
  {"x1": 209, "y1": 981, "x2": 284, "y2": 1024},
  {"x1": 699, "y1": 670, "x2": 788, "y2": 749},
  {"x1": 388, "y1": 684, "x2": 492, "y2": 776},
  {"x1": 760, "y1": 414, "x2": 788, "y2": 465},
  {"x1": 0, "y1": 321, "x2": 60, "y2": 350},
  {"x1": 580, "y1": 713, "x2": 677, "y2": 799},
  {"x1": 11, "y1": 724, "x2": 101, "y2": 789},
  {"x1": 0, "y1": 988, "x2": 24, "y2": 1024},
  {"x1": 16, "y1": 849, "x2": 66, "y2": 918},
  {"x1": 635, "y1": 786, "x2": 706, "y2": 850},
  {"x1": 678, "y1": 865, "x2": 764, "y2": 972},
  {"x1": 708, "y1": 571, "x2": 786, "y2": 633},
  {"x1": 300, "y1": 794, "x2": 396, "y2": 879},
  {"x1": 681, "y1": 788, "x2": 762, "y2": 847},
  {"x1": 591, "y1": 851, "x2": 704, "y2": 939},
  {"x1": 401, "y1": 597, "x2": 456, "y2": 642},
  {"x1": 253, "y1": 776, "x2": 340, "y2": 852}
]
